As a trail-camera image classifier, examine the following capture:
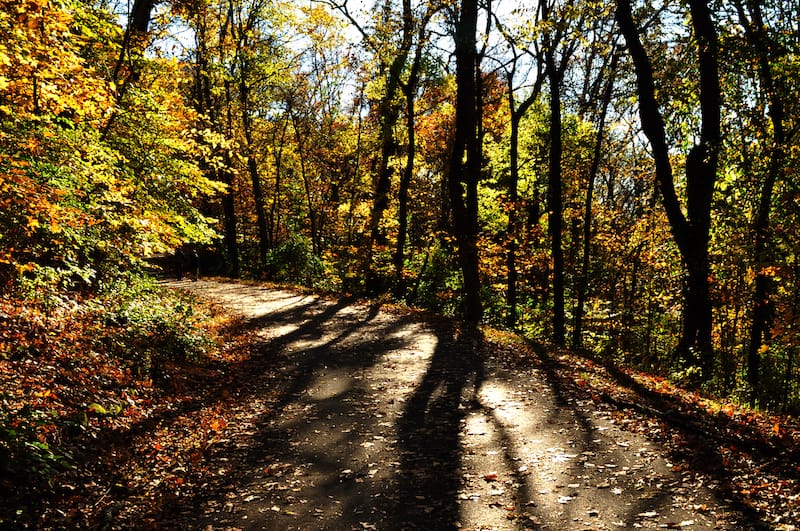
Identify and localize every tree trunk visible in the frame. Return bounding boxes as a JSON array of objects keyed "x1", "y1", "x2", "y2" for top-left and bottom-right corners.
[
  {"x1": 394, "y1": 53, "x2": 421, "y2": 300},
  {"x1": 239, "y1": 78, "x2": 269, "y2": 275},
  {"x1": 504, "y1": 67, "x2": 541, "y2": 329},
  {"x1": 448, "y1": 0, "x2": 483, "y2": 324},
  {"x1": 546, "y1": 53, "x2": 566, "y2": 346},
  {"x1": 572, "y1": 52, "x2": 617, "y2": 349},
  {"x1": 103, "y1": 0, "x2": 155, "y2": 137},
  {"x1": 268, "y1": 113, "x2": 290, "y2": 249},
  {"x1": 616, "y1": 0, "x2": 720, "y2": 381},
  {"x1": 290, "y1": 113, "x2": 320, "y2": 256},
  {"x1": 112, "y1": 0, "x2": 155, "y2": 83},
  {"x1": 193, "y1": 9, "x2": 239, "y2": 277},
  {"x1": 394, "y1": 7, "x2": 435, "y2": 300},
  {"x1": 735, "y1": 0, "x2": 786, "y2": 404},
  {"x1": 223, "y1": 80, "x2": 242, "y2": 278},
  {"x1": 506, "y1": 107, "x2": 520, "y2": 328},
  {"x1": 680, "y1": 0, "x2": 720, "y2": 378},
  {"x1": 364, "y1": 0, "x2": 414, "y2": 295},
  {"x1": 219, "y1": 160, "x2": 240, "y2": 277}
]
